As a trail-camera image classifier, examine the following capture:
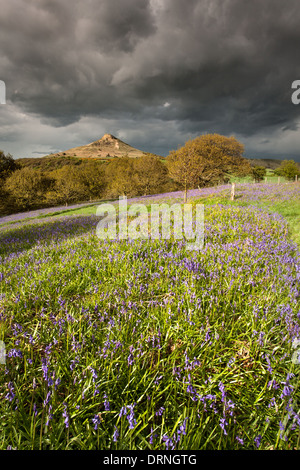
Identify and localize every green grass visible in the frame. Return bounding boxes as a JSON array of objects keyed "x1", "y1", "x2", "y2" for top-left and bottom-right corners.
[{"x1": 46, "y1": 204, "x2": 100, "y2": 217}]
